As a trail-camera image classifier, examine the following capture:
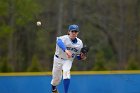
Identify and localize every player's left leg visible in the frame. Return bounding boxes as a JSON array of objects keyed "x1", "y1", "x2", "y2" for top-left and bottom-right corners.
[
  {"x1": 62, "y1": 60, "x2": 72, "y2": 93},
  {"x1": 63, "y1": 78, "x2": 70, "y2": 93}
]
